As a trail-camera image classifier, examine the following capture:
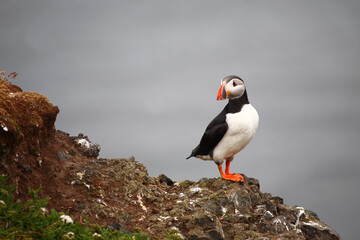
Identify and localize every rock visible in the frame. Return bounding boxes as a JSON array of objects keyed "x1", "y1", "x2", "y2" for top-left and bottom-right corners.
[
  {"x1": 196, "y1": 215, "x2": 216, "y2": 231},
  {"x1": 105, "y1": 222, "x2": 131, "y2": 234},
  {"x1": 300, "y1": 219, "x2": 341, "y2": 240},
  {"x1": 158, "y1": 174, "x2": 174, "y2": 186},
  {"x1": 21, "y1": 166, "x2": 32, "y2": 173},
  {"x1": 188, "y1": 227, "x2": 208, "y2": 240},
  {"x1": 73, "y1": 134, "x2": 101, "y2": 158},
  {"x1": 58, "y1": 150, "x2": 69, "y2": 160},
  {"x1": 206, "y1": 230, "x2": 223, "y2": 240},
  {"x1": 0, "y1": 75, "x2": 59, "y2": 159},
  {"x1": 247, "y1": 177, "x2": 260, "y2": 190},
  {"x1": 69, "y1": 149, "x2": 76, "y2": 155}
]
